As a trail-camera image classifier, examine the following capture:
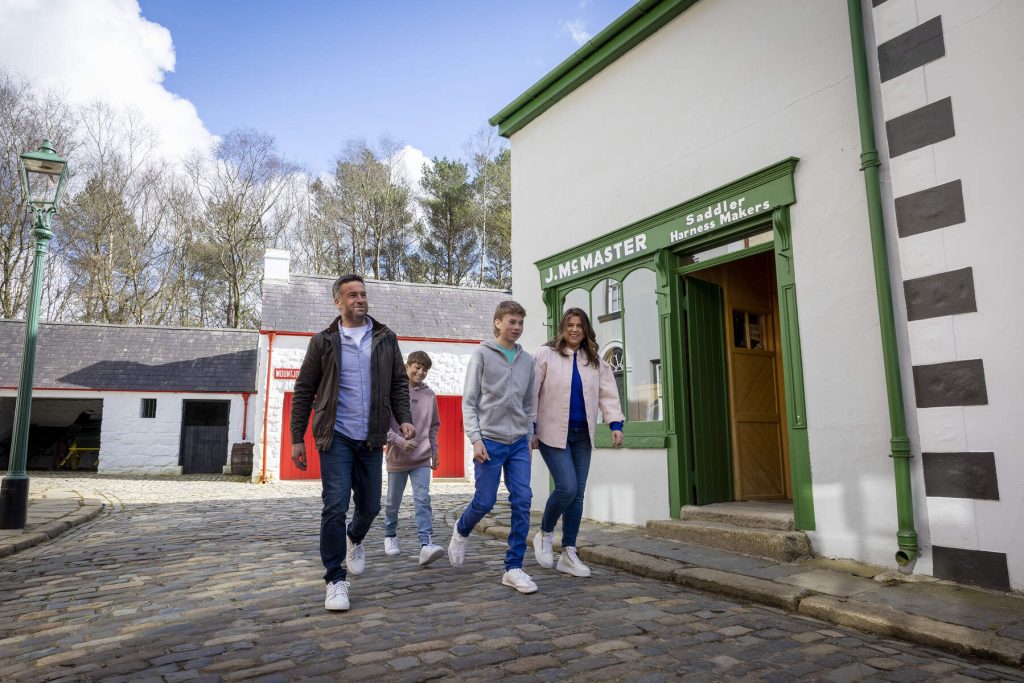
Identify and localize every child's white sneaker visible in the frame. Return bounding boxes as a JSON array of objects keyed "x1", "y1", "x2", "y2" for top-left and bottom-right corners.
[
  {"x1": 419, "y1": 543, "x2": 444, "y2": 567},
  {"x1": 556, "y1": 546, "x2": 591, "y2": 577},
  {"x1": 448, "y1": 528, "x2": 468, "y2": 567},
  {"x1": 384, "y1": 536, "x2": 401, "y2": 556},
  {"x1": 325, "y1": 581, "x2": 350, "y2": 611},
  {"x1": 532, "y1": 530, "x2": 554, "y2": 568},
  {"x1": 346, "y1": 535, "x2": 366, "y2": 575},
  {"x1": 501, "y1": 568, "x2": 538, "y2": 594}
]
